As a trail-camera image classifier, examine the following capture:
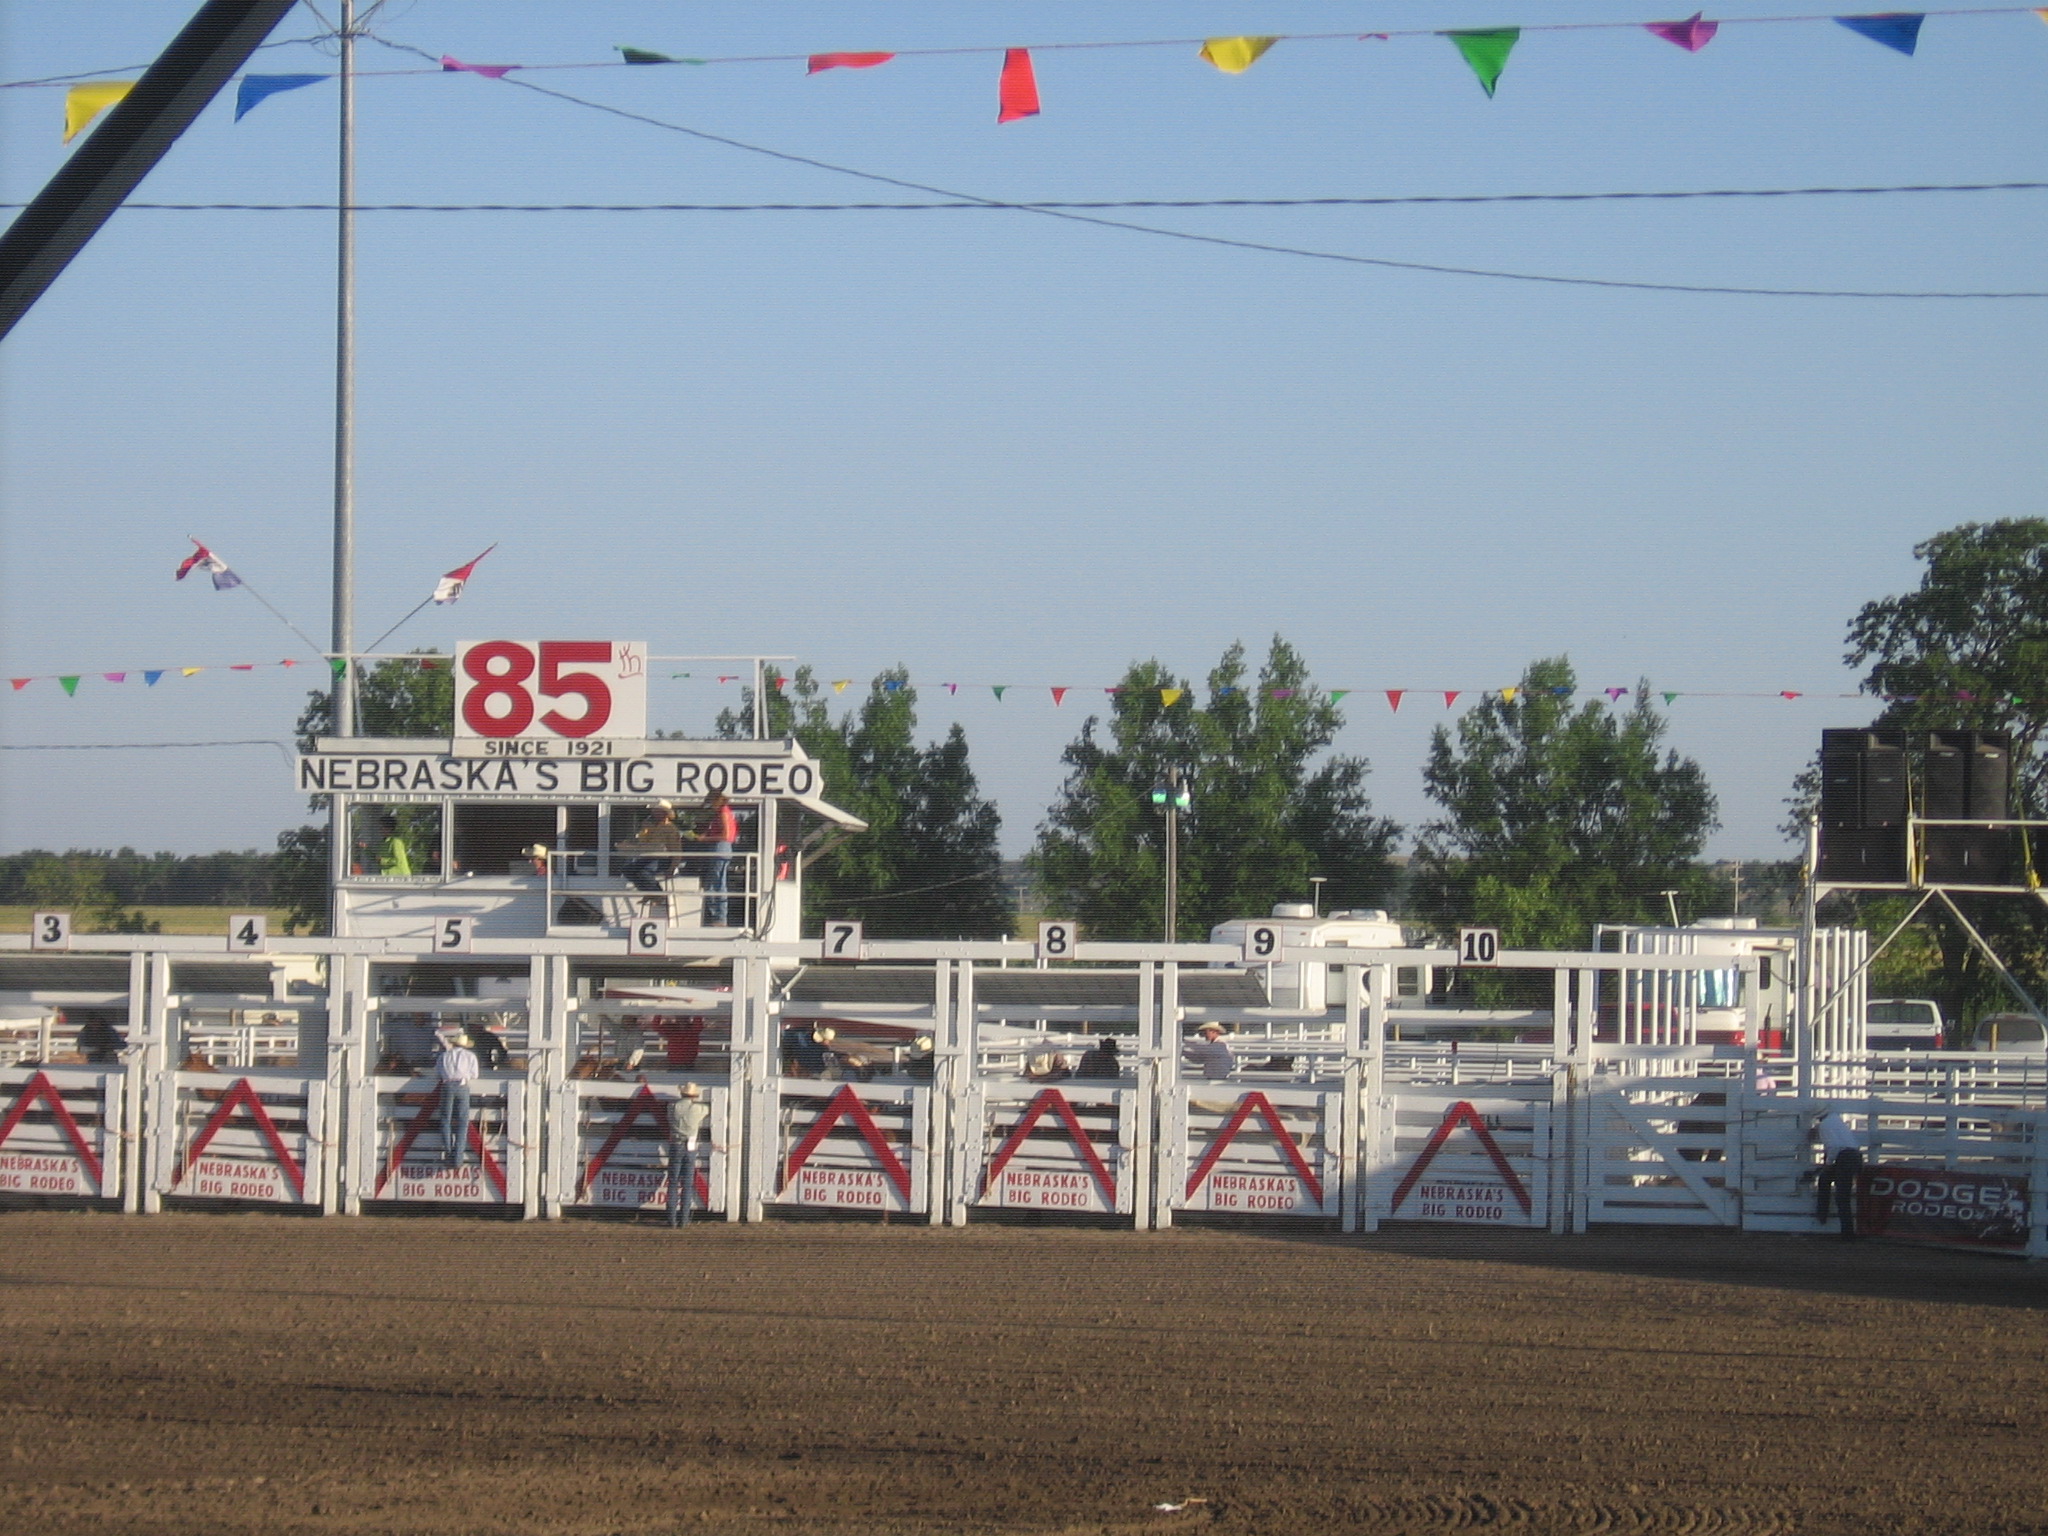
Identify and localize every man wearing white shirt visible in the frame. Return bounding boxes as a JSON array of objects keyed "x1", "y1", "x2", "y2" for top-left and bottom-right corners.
[
  {"x1": 665, "y1": 1081, "x2": 712, "y2": 1228},
  {"x1": 1182, "y1": 1022, "x2": 1235, "y2": 1081},
  {"x1": 434, "y1": 1028, "x2": 481, "y2": 1170},
  {"x1": 1811, "y1": 1108, "x2": 1863, "y2": 1237}
]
